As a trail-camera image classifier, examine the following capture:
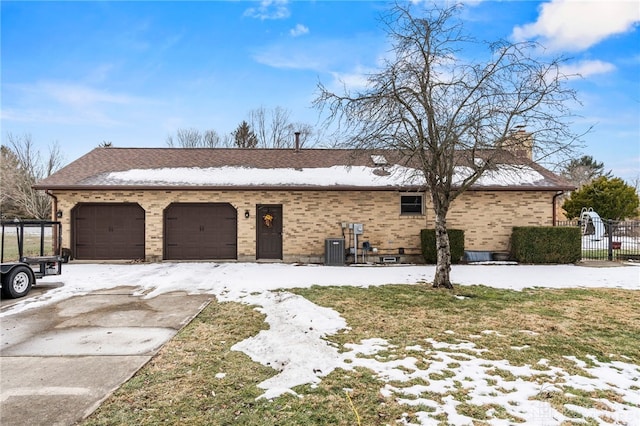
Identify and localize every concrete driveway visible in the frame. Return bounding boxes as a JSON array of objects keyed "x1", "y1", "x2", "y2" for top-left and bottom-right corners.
[{"x1": 0, "y1": 285, "x2": 211, "y2": 426}]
